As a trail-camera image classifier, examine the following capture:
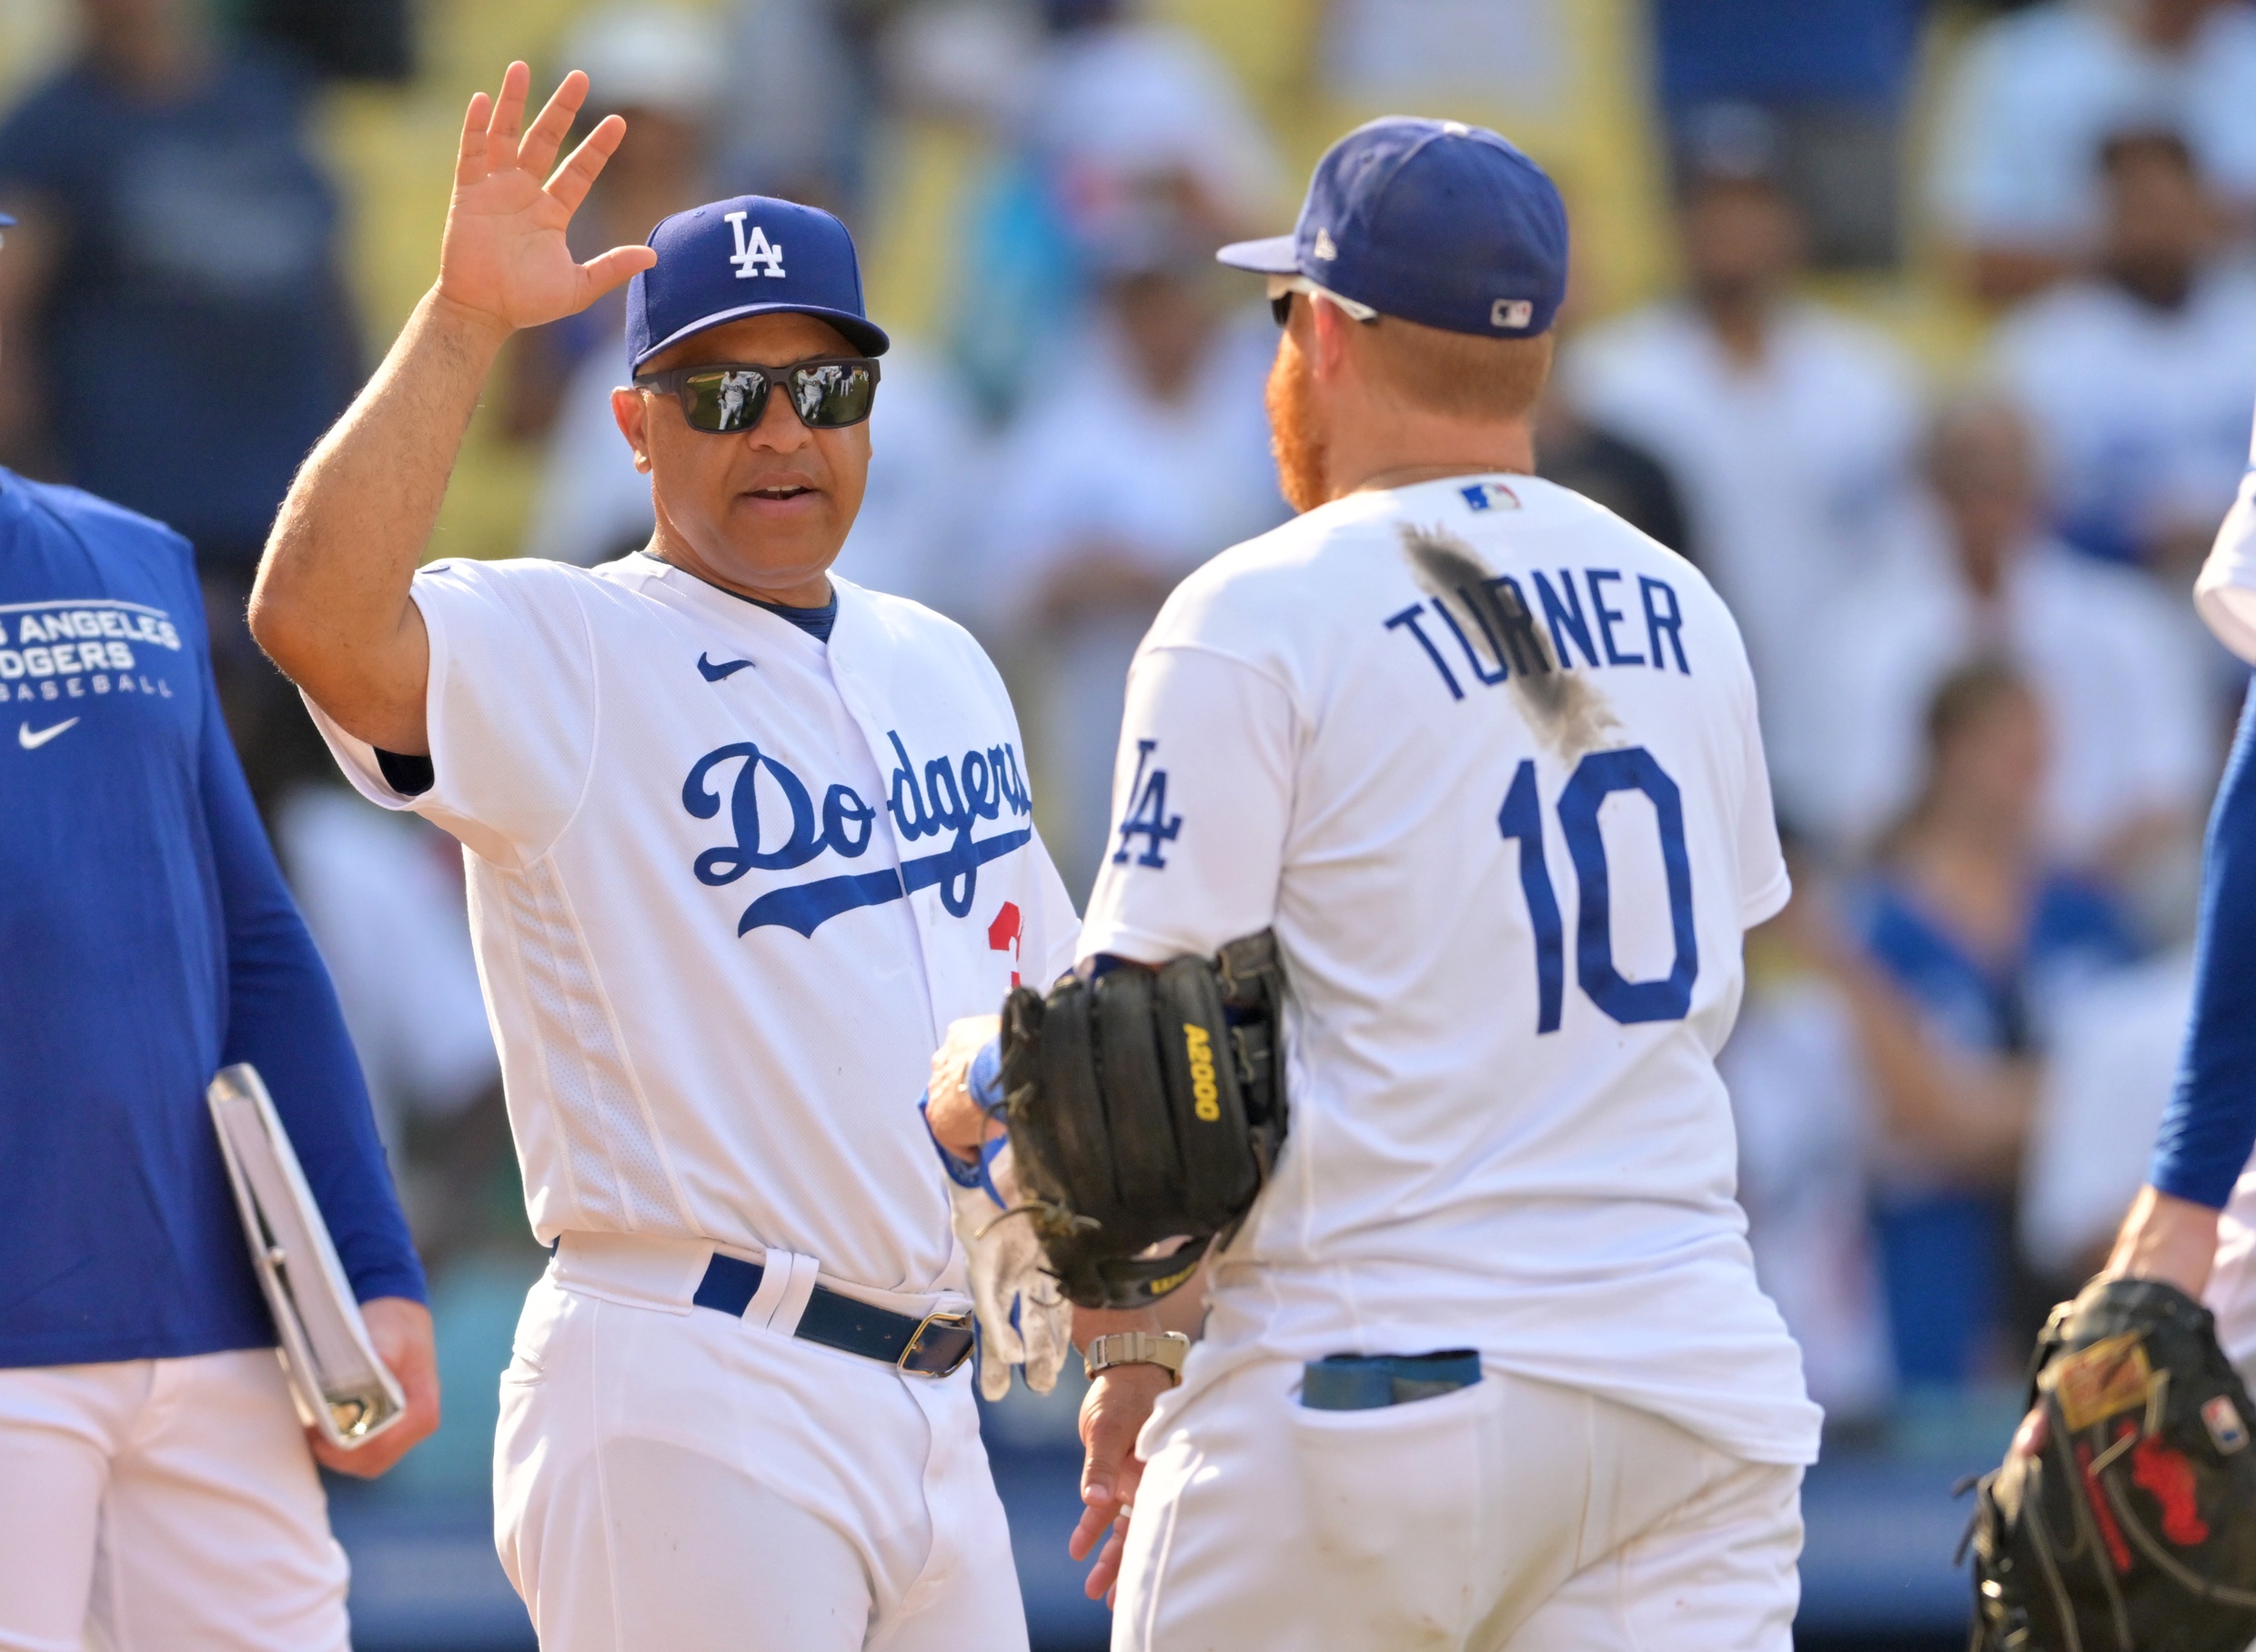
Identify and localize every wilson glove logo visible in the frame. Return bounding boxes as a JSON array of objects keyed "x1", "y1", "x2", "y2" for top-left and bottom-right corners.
[
  {"x1": 1183, "y1": 1023, "x2": 1222, "y2": 1121},
  {"x1": 682, "y1": 730, "x2": 1032, "y2": 938}
]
